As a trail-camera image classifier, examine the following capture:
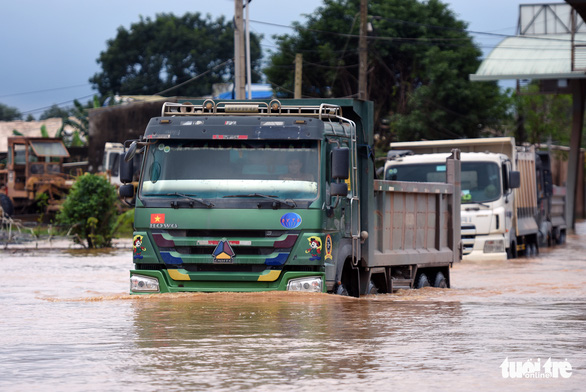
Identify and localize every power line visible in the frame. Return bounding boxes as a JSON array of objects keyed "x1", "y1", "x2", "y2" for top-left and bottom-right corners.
[
  {"x1": 0, "y1": 83, "x2": 92, "y2": 99},
  {"x1": 20, "y1": 94, "x2": 95, "y2": 115},
  {"x1": 154, "y1": 58, "x2": 233, "y2": 96},
  {"x1": 251, "y1": 17, "x2": 586, "y2": 45}
]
